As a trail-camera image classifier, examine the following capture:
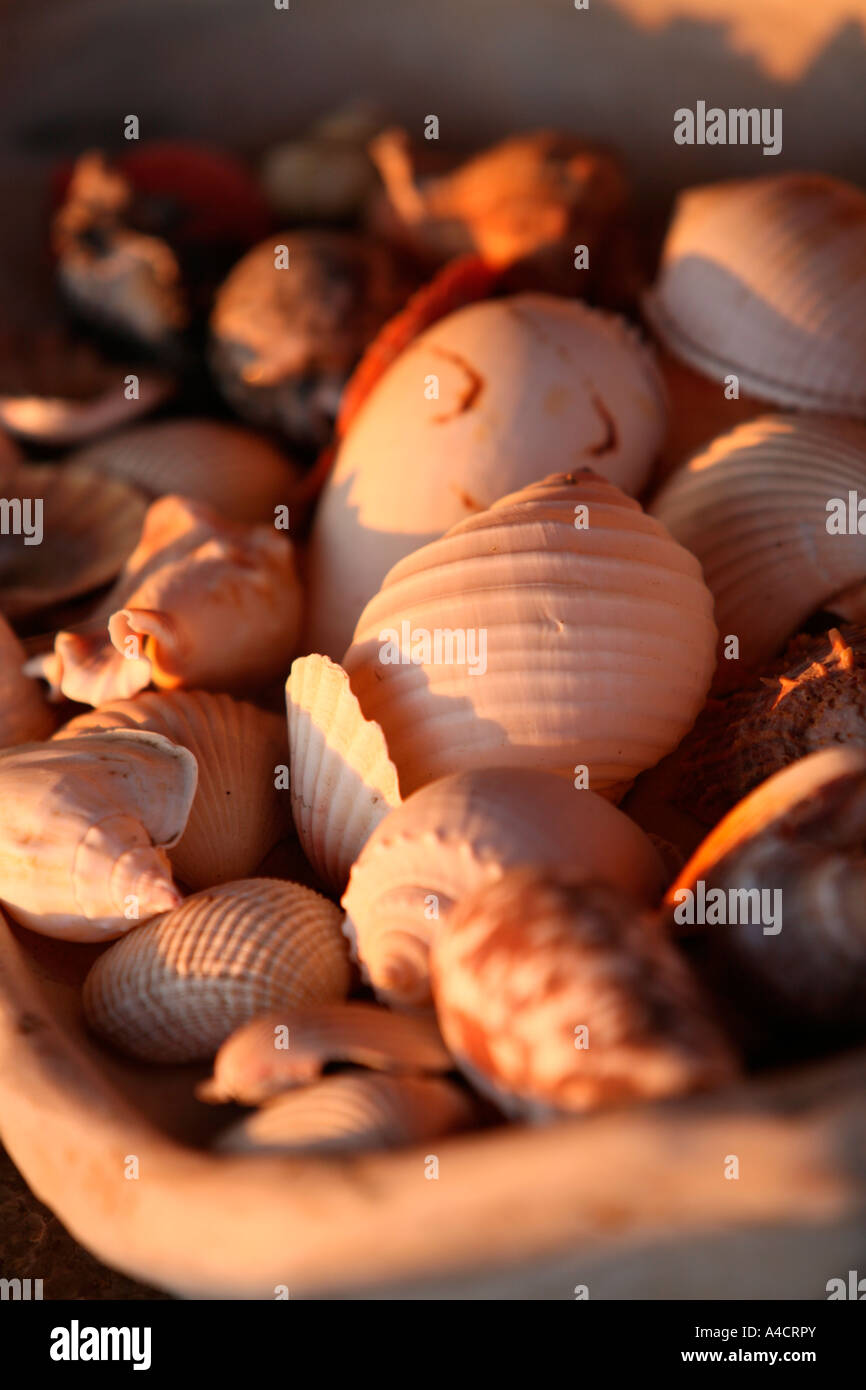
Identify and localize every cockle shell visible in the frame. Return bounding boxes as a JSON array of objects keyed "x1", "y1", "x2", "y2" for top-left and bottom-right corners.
[
  {"x1": 341, "y1": 766, "x2": 666, "y2": 1009},
  {"x1": 83, "y1": 878, "x2": 351, "y2": 1063},
  {"x1": 199, "y1": 1002, "x2": 452, "y2": 1104},
  {"x1": 0, "y1": 613, "x2": 54, "y2": 747},
  {"x1": 307, "y1": 295, "x2": 668, "y2": 657},
  {"x1": 0, "y1": 729, "x2": 196, "y2": 941},
  {"x1": 430, "y1": 868, "x2": 737, "y2": 1121},
  {"x1": 56, "y1": 690, "x2": 292, "y2": 890},
  {"x1": 650, "y1": 415, "x2": 866, "y2": 687},
  {"x1": 342, "y1": 471, "x2": 716, "y2": 796},
  {"x1": 214, "y1": 1073, "x2": 475, "y2": 1156},
  {"x1": 286, "y1": 654, "x2": 401, "y2": 892},
  {"x1": 644, "y1": 173, "x2": 866, "y2": 416}
]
